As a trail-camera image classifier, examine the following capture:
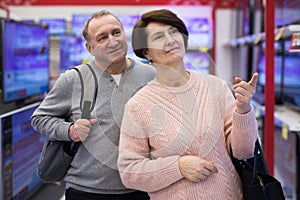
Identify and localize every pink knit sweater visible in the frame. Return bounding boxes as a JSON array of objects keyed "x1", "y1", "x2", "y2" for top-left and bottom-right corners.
[{"x1": 118, "y1": 72, "x2": 258, "y2": 200}]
